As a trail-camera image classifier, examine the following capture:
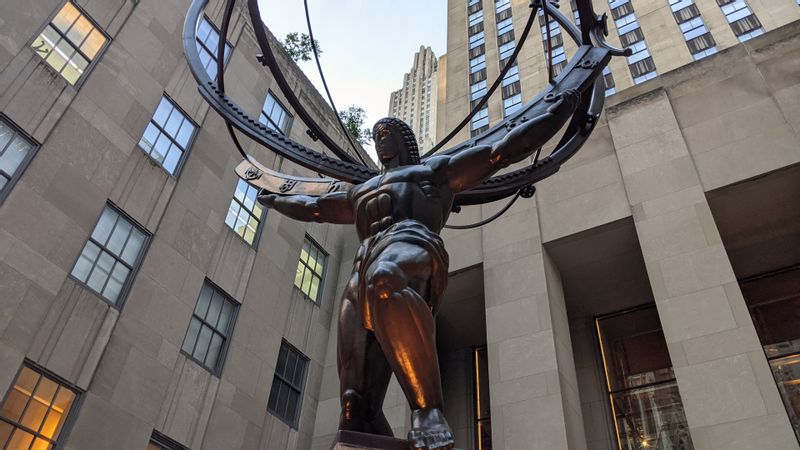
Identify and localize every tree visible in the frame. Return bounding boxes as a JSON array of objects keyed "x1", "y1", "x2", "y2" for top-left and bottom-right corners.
[
  {"x1": 280, "y1": 32, "x2": 321, "y2": 63},
  {"x1": 338, "y1": 106, "x2": 372, "y2": 145}
]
